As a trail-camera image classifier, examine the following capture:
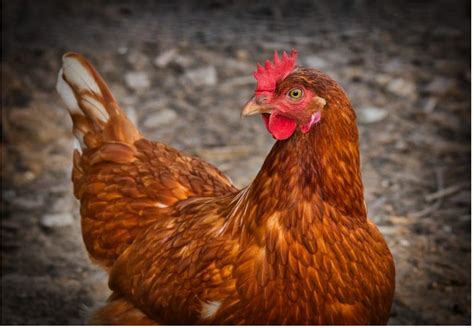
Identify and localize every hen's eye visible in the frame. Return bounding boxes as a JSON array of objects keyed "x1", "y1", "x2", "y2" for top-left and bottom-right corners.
[{"x1": 288, "y1": 88, "x2": 303, "y2": 100}]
